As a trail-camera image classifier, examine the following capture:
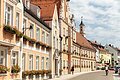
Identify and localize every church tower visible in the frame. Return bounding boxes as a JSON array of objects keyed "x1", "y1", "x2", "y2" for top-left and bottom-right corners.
[{"x1": 80, "y1": 16, "x2": 85, "y2": 36}]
